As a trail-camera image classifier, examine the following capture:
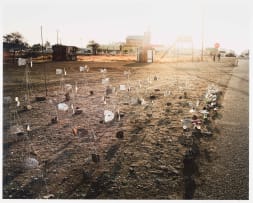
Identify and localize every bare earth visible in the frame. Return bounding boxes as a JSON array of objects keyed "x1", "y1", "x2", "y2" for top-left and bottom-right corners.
[{"x1": 2, "y1": 57, "x2": 248, "y2": 199}]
